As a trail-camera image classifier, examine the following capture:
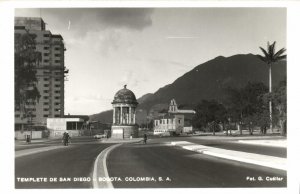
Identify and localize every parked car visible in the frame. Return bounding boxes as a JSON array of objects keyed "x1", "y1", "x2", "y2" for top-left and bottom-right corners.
[{"x1": 94, "y1": 134, "x2": 106, "y2": 139}]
